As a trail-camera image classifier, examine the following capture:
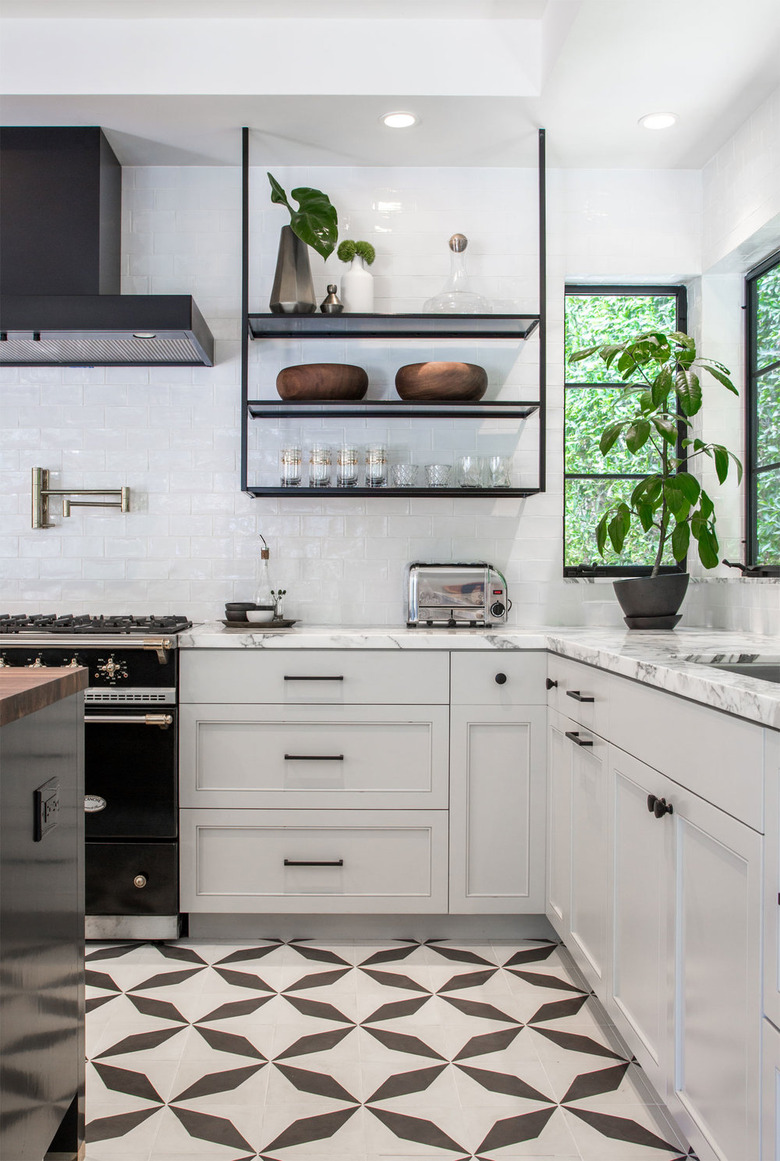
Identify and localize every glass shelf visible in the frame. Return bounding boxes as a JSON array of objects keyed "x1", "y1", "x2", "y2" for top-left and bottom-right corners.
[
  {"x1": 247, "y1": 313, "x2": 540, "y2": 341},
  {"x1": 246, "y1": 486, "x2": 543, "y2": 499}
]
